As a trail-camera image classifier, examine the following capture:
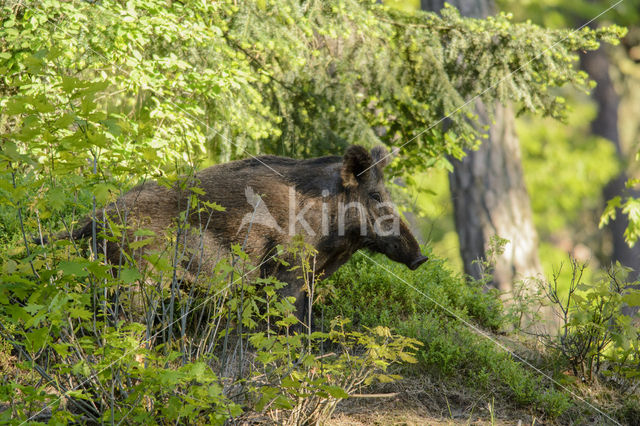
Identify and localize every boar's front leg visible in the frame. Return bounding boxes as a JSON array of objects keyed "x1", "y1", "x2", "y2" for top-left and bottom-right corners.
[{"x1": 274, "y1": 269, "x2": 312, "y2": 330}]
